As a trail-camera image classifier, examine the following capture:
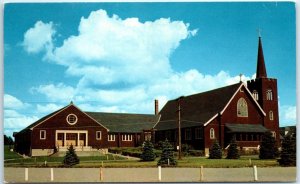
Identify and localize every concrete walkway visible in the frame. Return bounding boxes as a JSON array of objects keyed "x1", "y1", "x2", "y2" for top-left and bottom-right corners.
[{"x1": 4, "y1": 167, "x2": 296, "y2": 182}]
